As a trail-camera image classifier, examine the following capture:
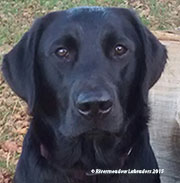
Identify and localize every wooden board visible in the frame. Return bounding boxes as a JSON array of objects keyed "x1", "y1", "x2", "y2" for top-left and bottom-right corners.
[
  {"x1": 152, "y1": 31, "x2": 180, "y2": 42},
  {"x1": 149, "y1": 40, "x2": 180, "y2": 182}
]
